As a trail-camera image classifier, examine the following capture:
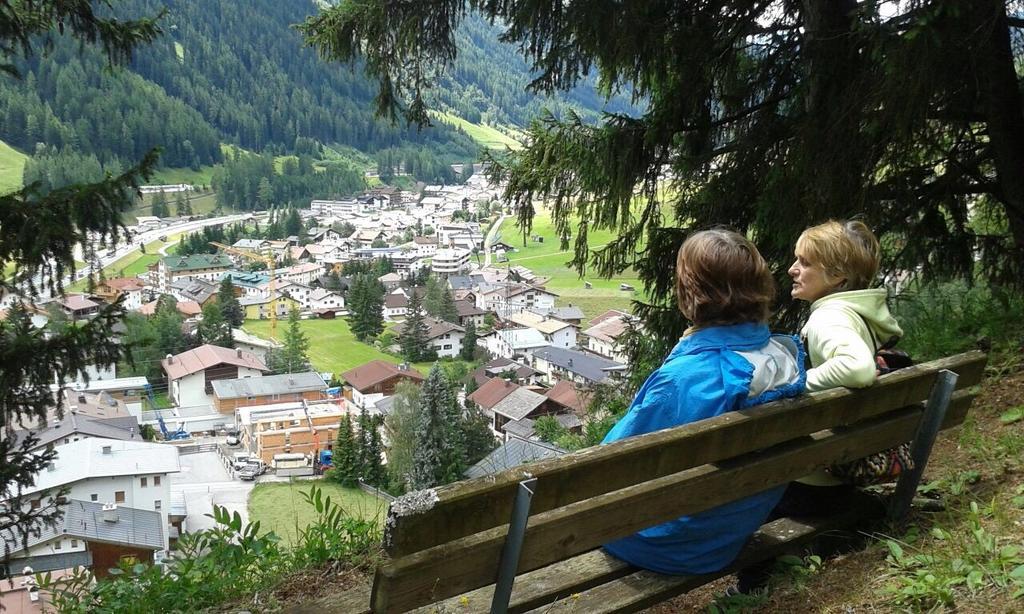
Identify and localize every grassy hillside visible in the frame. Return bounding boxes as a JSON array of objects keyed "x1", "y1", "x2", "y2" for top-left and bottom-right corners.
[
  {"x1": 431, "y1": 111, "x2": 522, "y2": 151},
  {"x1": 500, "y1": 211, "x2": 643, "y2": 321},
  {"x1": 0, "y1": 139, "x2": 28, "y2": 195},
  {"x1": 248, "y1": 482, "x2": 385, "y2": 547}
]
